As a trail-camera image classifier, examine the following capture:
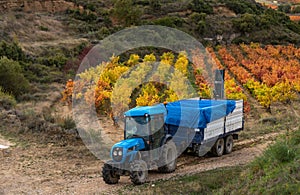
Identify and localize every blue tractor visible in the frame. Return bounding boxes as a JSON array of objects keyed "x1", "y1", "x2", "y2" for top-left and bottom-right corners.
[
  {"x1": 102, "y1": 103, "x2": 177, "y2": 185},
  {"x1": 102, "y1": 98, "x2": 243, "y2": 185}
]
